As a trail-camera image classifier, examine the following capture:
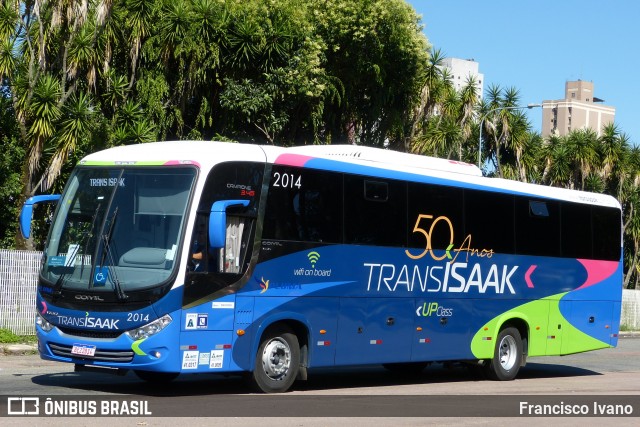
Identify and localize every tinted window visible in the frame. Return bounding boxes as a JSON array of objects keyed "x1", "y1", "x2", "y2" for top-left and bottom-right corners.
[
  {"x1": 561, "y1": 202, "x2": 593, "y2": 259},
  {"x1": 407, "y1": 183, "x2": 463, "y2": 251},
  {"x1": 263, "y1": 166, "x2": 342, "y2": 243},
  {"x1": 592, "y1": 206, "x2": 621, "y2": 261},
  {"x1": 515, "y1": 198, "x2": 560, "y2": 257},
  {"x1": 465, "y1": 190, "x2": 515, "y2": 255},
  {"x1": 344, "y1": 175, "x2": 406, "y2": 247},
  {"x1": 364, "y1": 180, "x2": 389, "y2": 201},
  {"x1": 198, "y1": 162, "x2": 264, "y2": 212}
]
